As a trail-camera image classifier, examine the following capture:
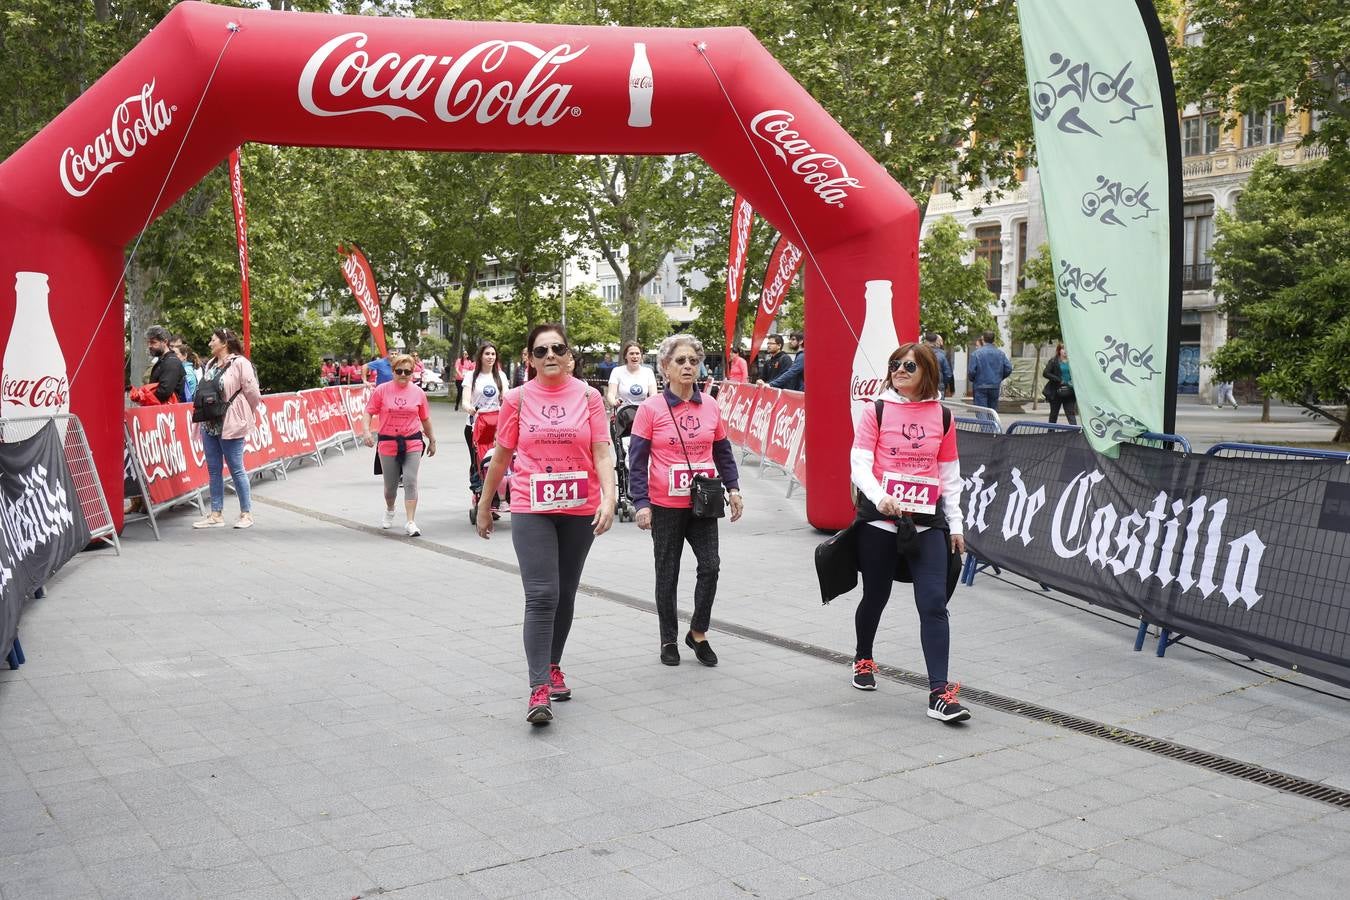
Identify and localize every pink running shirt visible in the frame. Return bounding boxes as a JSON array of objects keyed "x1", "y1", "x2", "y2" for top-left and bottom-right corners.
[
  {"x1": 632, "y1": 393, "x2": 728, "y2": 509},
  {"x1": 366, "y1": 380, "x2": 429, "y2": 456},
  {"x1": 497, "y1": 378, "x2": 610, "y2": 516},
  {"x1": 852, "y1": 398, "x2": 957, "y2": 504}
]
